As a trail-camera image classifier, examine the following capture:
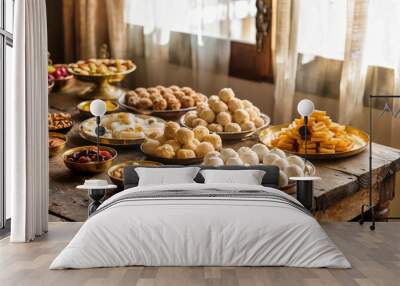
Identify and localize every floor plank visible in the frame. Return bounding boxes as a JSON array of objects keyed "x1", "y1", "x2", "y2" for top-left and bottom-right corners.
[{"x1": 0, "y1": 222, "x2": 399, "y2": 286}]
